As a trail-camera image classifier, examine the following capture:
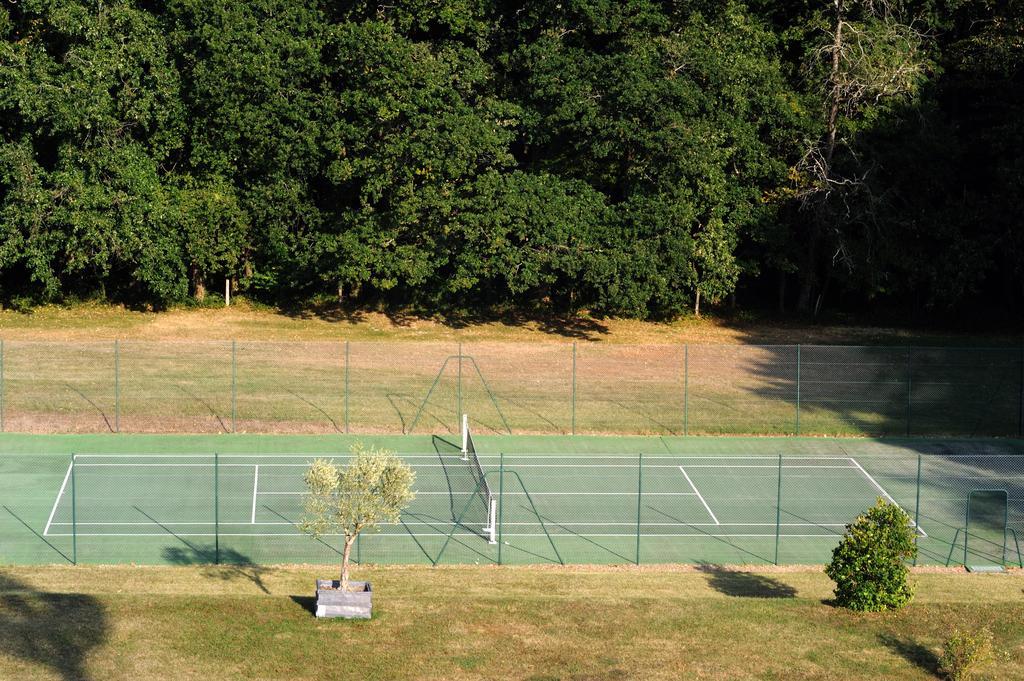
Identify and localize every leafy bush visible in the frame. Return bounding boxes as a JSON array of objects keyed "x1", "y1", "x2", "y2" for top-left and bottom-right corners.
[
  {"x1": 824, "y1": 498, "x2": 918, "y2": 611},
  {"x1": 940, "y1": 628, "x2": 995, "y2": 681}
]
